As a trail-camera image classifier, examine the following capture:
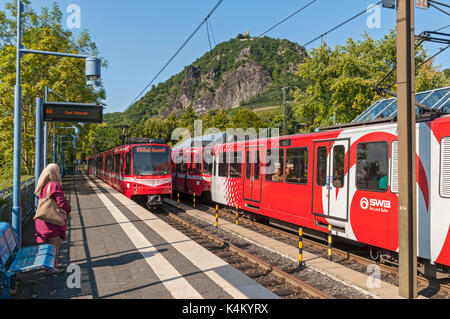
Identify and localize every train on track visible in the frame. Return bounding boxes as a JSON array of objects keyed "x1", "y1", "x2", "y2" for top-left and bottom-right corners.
[
  {"x1": 172, "y1": 133, "x2": 224, "y2": 200},
  {"x1": 207, "y1": 114, "x2": 450, "y2": 270},
  {"x1": 87, "y1": 88, "x2": 450, "y2": 272},
  {"x1": 87, "y1": 138, "x2": 172, "y2": 207}
]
